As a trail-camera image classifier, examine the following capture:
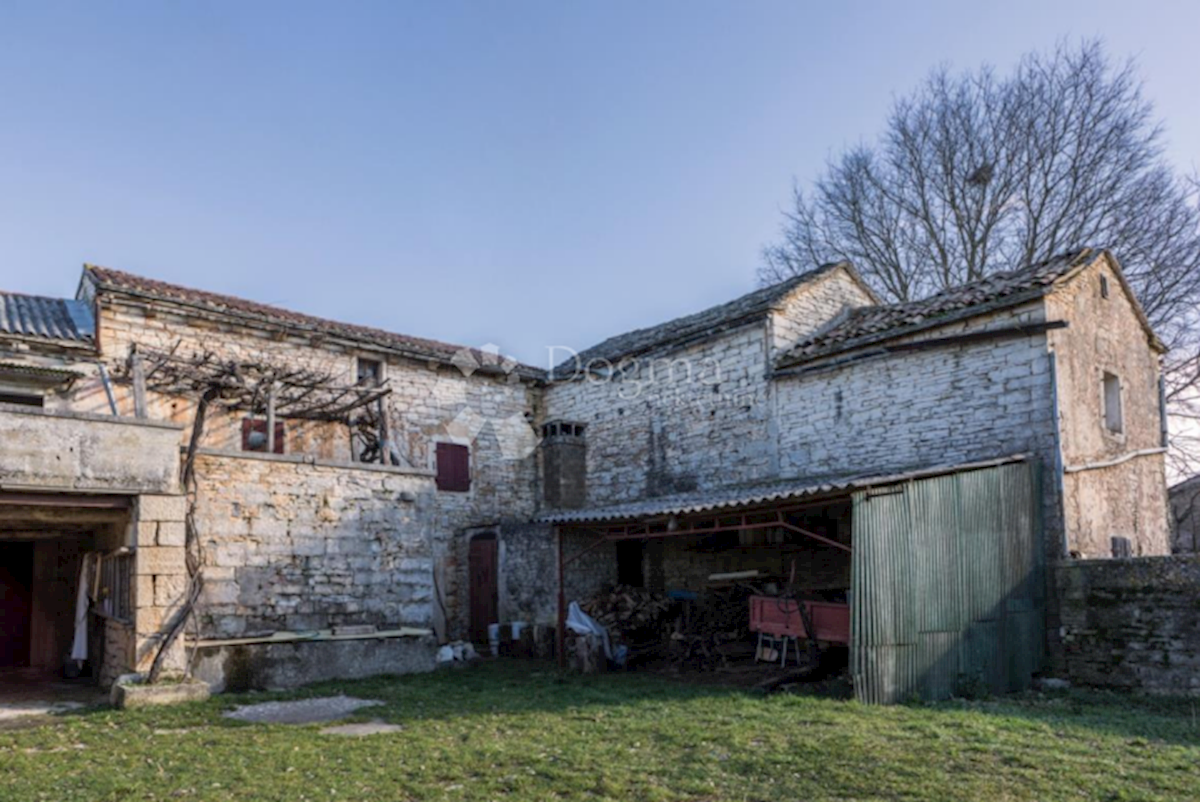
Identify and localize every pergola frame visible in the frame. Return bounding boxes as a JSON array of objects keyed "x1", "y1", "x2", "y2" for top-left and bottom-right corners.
[{"x1": 553, "y1": 495, "x2": 853, "y2": 667}]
